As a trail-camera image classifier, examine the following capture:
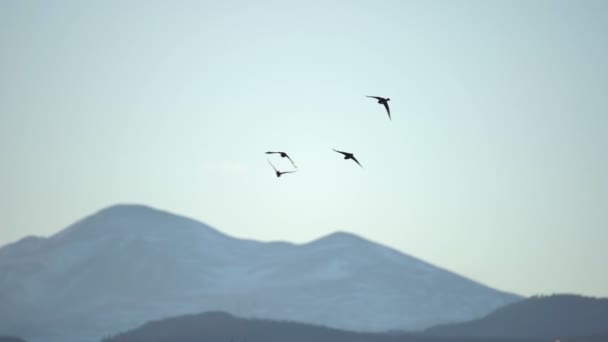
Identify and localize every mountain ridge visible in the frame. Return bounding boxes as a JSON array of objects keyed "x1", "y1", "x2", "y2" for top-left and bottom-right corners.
[
  {"x1": 42, "y1": 204, "x2": 521, "y2": 296},
  {"x1": 0, "y1": 204, "x2": 521, "y2": 342}
]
